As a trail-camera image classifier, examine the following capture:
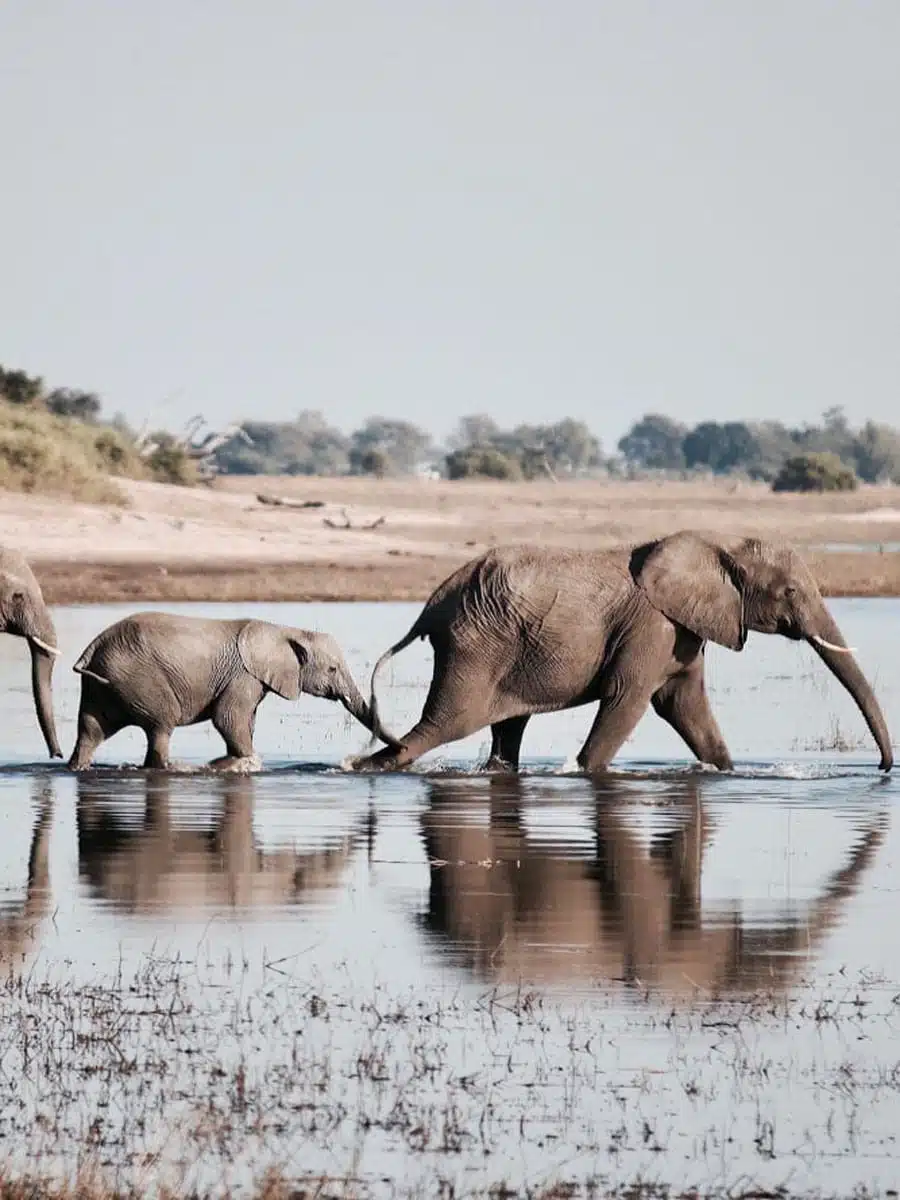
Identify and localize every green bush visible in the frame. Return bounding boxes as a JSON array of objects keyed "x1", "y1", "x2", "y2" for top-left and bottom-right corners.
[
  {"x1": 445, "y1": 446, "x2": 522, "y2": 480},
  {"x1": 141, "y1": 433, "x2": 201, "y2": 486},
  {"x1": 772, "y1": 452, "x2": 858, "y2": 493}
]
